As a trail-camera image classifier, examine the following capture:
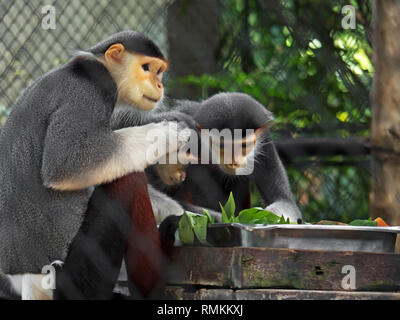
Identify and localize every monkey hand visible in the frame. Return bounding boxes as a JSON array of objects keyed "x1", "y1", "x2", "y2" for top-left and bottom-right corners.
[
  {"x1": 154, "y1": 111, "x2": 198, "y2": 132},
  {"x1": 142, "y1": 121, "x2": 191, "y2": 167},
  {"x1": 165, "y1": 120, "x2": 192, "y2": 150},
  {"x1": 113, "y1": 121, "x2": 192, "y2": 172}
]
